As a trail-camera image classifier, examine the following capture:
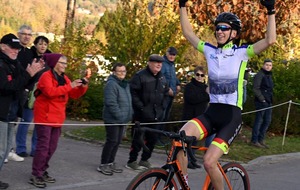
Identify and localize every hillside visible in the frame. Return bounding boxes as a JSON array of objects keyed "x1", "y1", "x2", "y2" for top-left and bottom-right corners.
[{"x1": 0, "y1": 0, "x2": 116, "y2": 36}]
